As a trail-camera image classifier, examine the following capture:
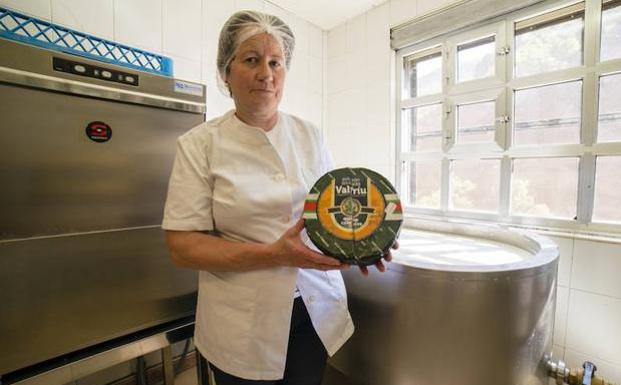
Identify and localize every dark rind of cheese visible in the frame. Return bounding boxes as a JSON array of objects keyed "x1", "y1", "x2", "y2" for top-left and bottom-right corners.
[{"x1": 303, "y1": 167, "x2": 403, "y2": 266}]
